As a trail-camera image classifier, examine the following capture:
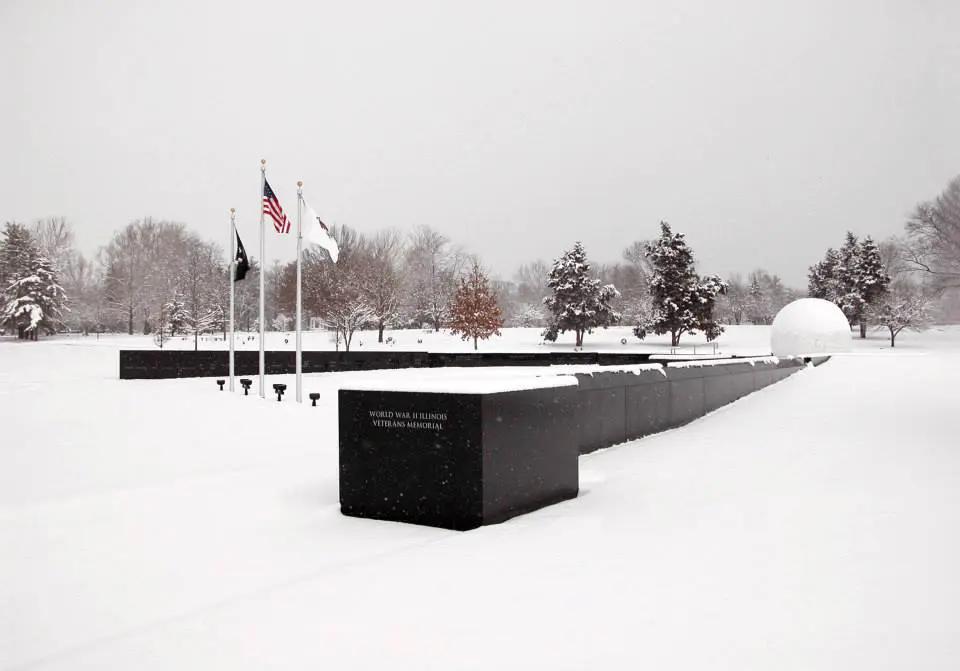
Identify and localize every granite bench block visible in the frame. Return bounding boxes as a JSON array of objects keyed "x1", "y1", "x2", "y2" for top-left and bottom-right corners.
[{"x1": 338, "y1": 378, "x2": 580, "y2": 531}]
